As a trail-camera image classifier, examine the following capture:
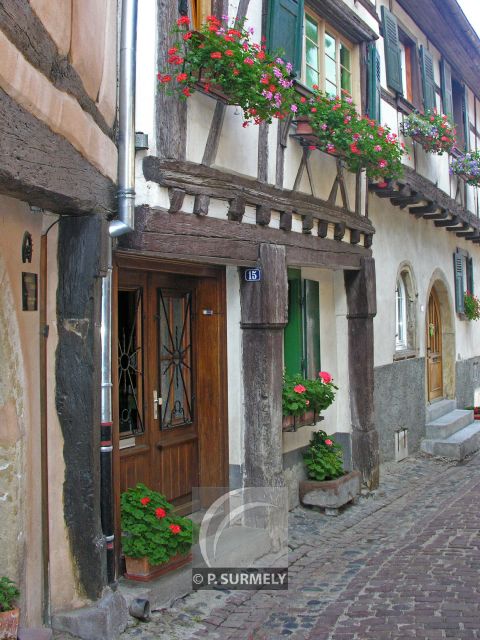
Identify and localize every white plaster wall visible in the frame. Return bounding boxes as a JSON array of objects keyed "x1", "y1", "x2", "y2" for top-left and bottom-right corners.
[
  {"x1": 371, "y1": 197, "x2": 480, "y2": 369},
  {"x1": 135, "y1": 0, "x2": 157, "y2": 156},
  {"x1": 226, "y1": 267, "x2": 245, "y2": 469}
]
